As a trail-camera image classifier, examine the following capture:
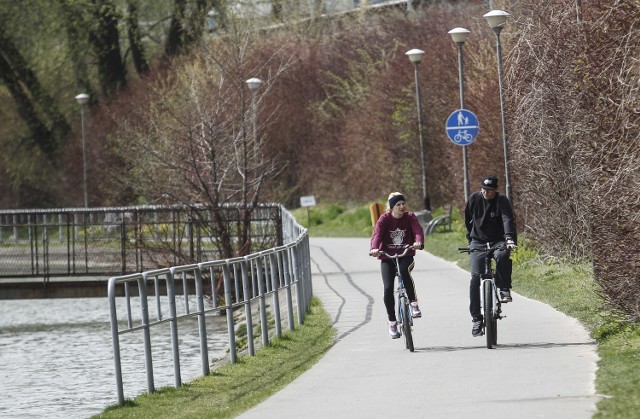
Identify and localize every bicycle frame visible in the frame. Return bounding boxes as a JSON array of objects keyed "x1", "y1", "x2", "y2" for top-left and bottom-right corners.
[
  {"x1": 459, "y1": 242, "x2": 506, "y2": 349},
  {"x1": 377, "y1": 245, "x2": 415, "y2": 352}
]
